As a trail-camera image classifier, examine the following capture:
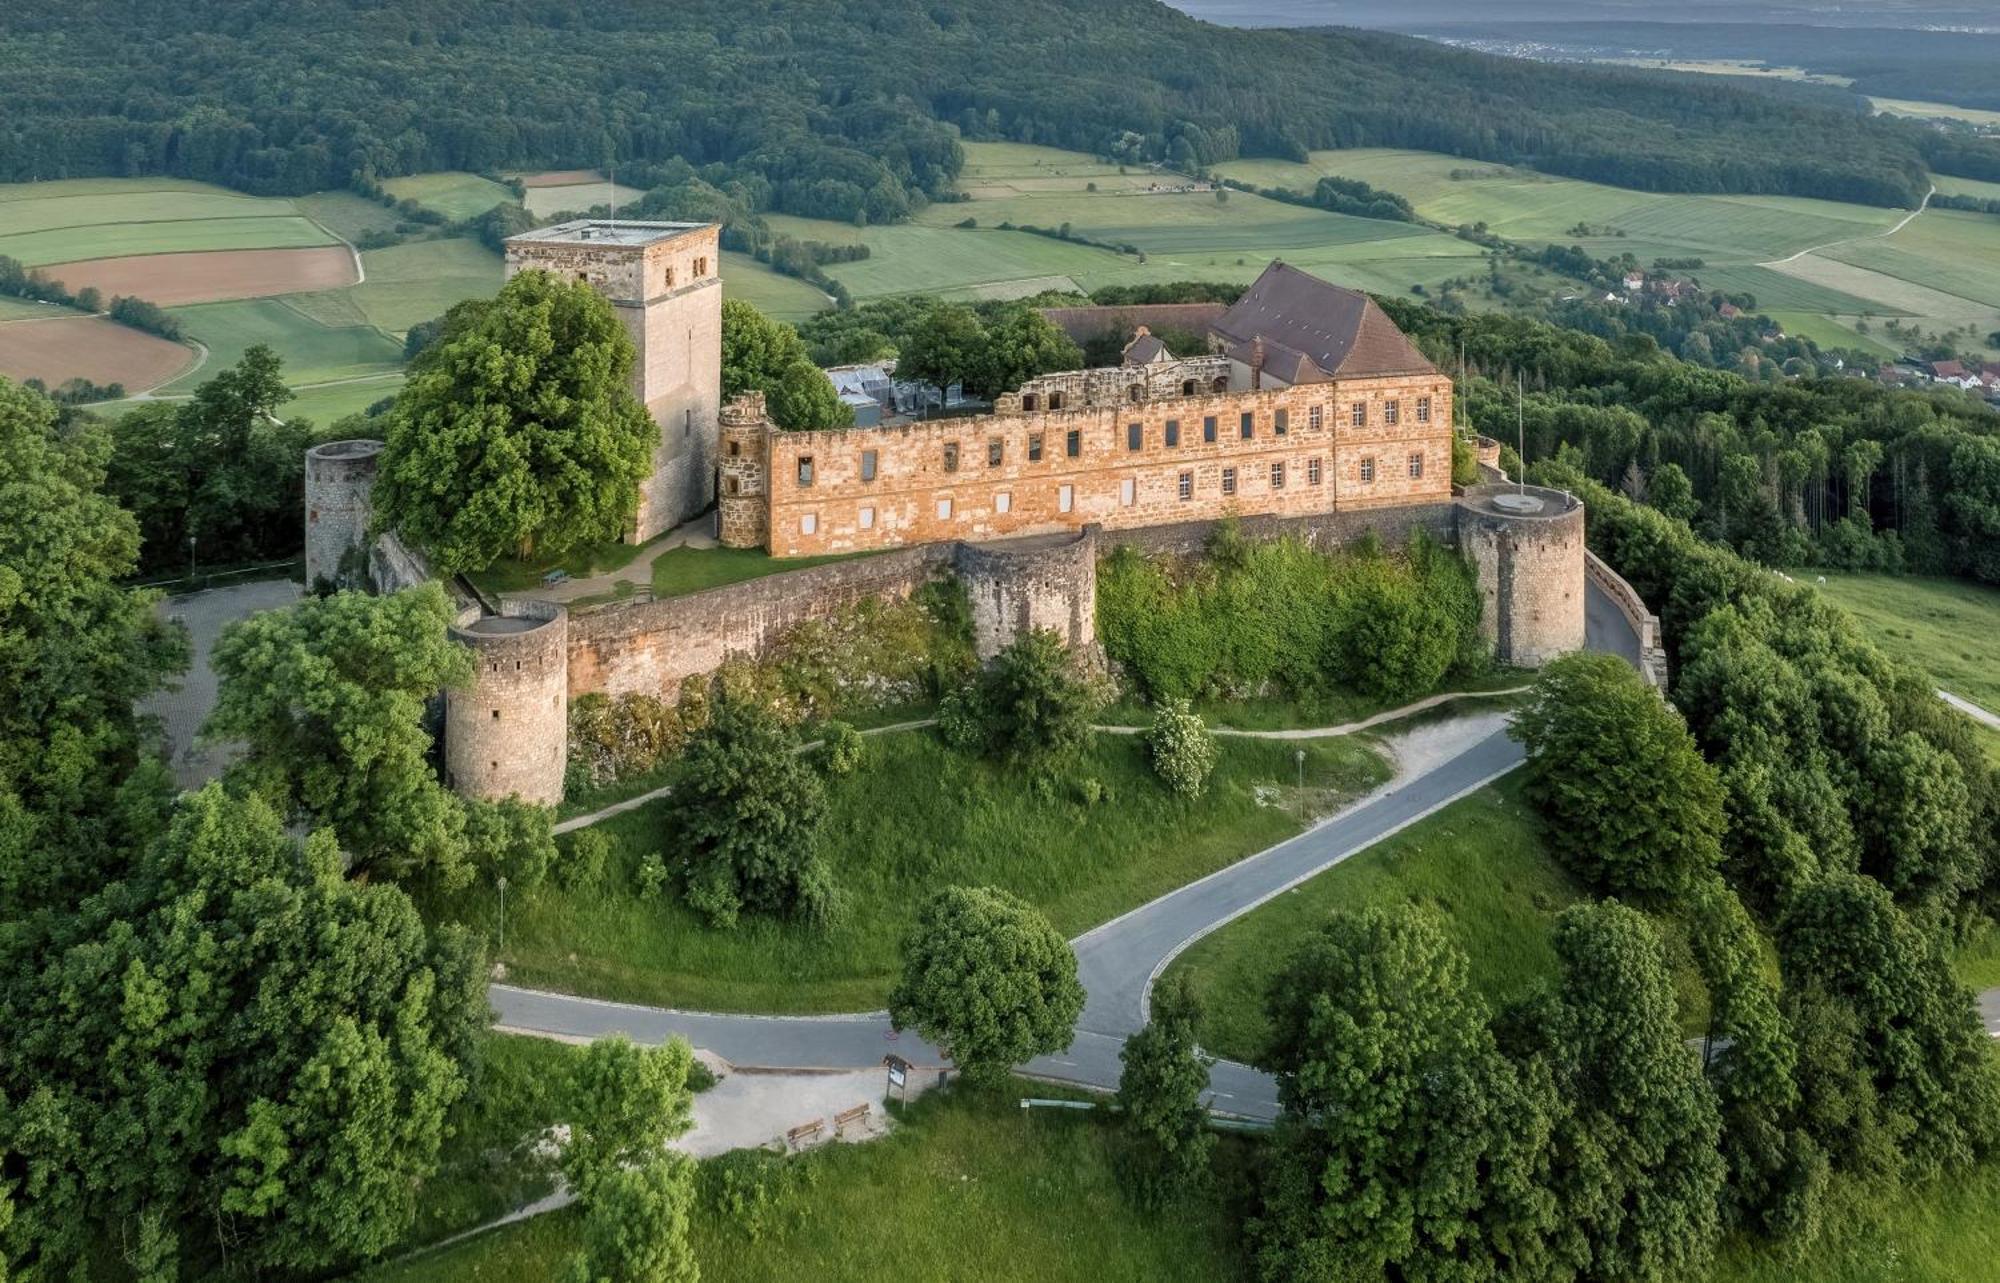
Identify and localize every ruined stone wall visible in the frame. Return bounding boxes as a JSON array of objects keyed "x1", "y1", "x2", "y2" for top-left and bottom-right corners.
[
  {"x1": 1097, "y1": 503, "x2": 1458, "y2": 560},
  {"x1": 304, "y1": 439, "x2": 383, "y2": 589},
  {"x1": 1585, "y1": 549, "x2": 1669, "y2": 690},
  {"x1": 1458, "y1": 484, "x2": 1586, "y2": 668},
  {"x1": 957, "y1": 528, "x2": 1099, "y2": 660},
  {"x1": 760, "y1": 373, "x2": 1453, "y2": 558},
  {"x1": 567, "y1": 546, "x2": 956, "y2": 700},
  {"x1": 446, "y1": 600, "x2": 569, "y2": 804},
  {"x1": 368, "y1": 530, "x2": 434, "y2": 597}
]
